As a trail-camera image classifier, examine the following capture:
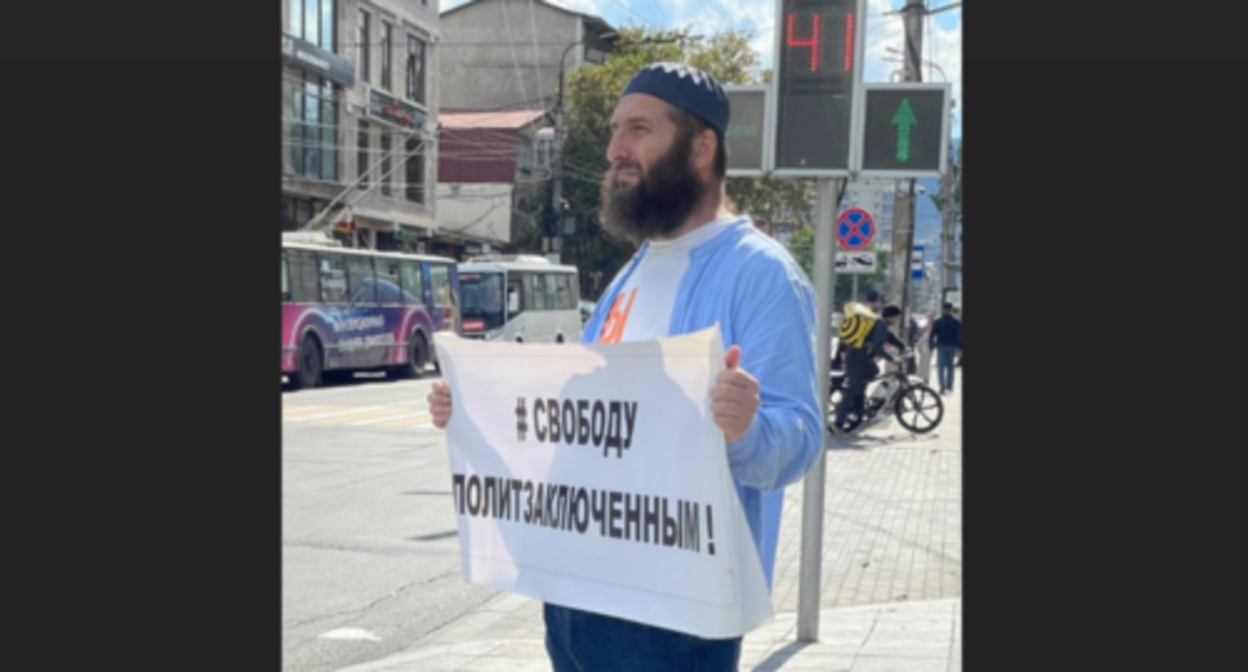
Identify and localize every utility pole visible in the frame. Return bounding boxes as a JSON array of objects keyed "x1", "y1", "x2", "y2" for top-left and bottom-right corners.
[
  {"x1": 548, "y1": 39, "x2": 582, "y2": 263},
  {"x1": 941, "y1": 140, "x2": 958, "y2": 295},
  {"x1": 549, "y1": 84, "x2": 565, "y2": 262},
  {"x1": 886, "y1": 0, "x2": 925, "y2": 336}
]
